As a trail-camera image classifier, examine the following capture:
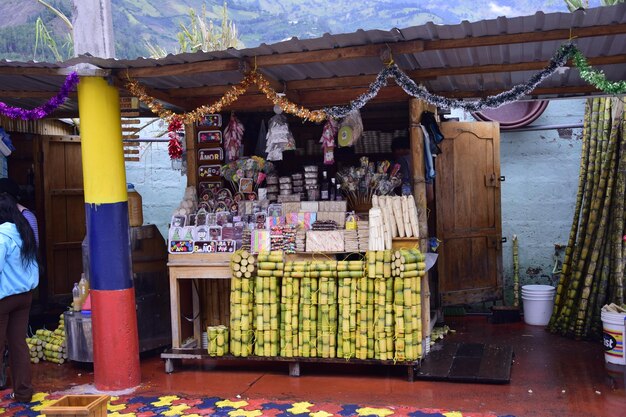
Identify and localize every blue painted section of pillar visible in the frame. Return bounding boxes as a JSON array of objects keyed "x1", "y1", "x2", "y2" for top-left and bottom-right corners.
[
  {"x1": 86, "y1": 202, "x2": 133, "y2": 290},
  {"x1": 78, "y1": 76, "x2": 140, "y2": 390}
]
